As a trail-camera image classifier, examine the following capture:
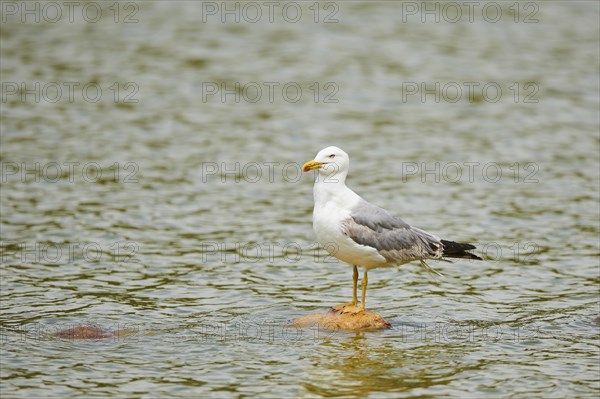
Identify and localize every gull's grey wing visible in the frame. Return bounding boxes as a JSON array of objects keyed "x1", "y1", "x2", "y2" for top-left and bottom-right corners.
[{"x1": 342, "y1": 199, "x2": 443, "y2": 264}]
